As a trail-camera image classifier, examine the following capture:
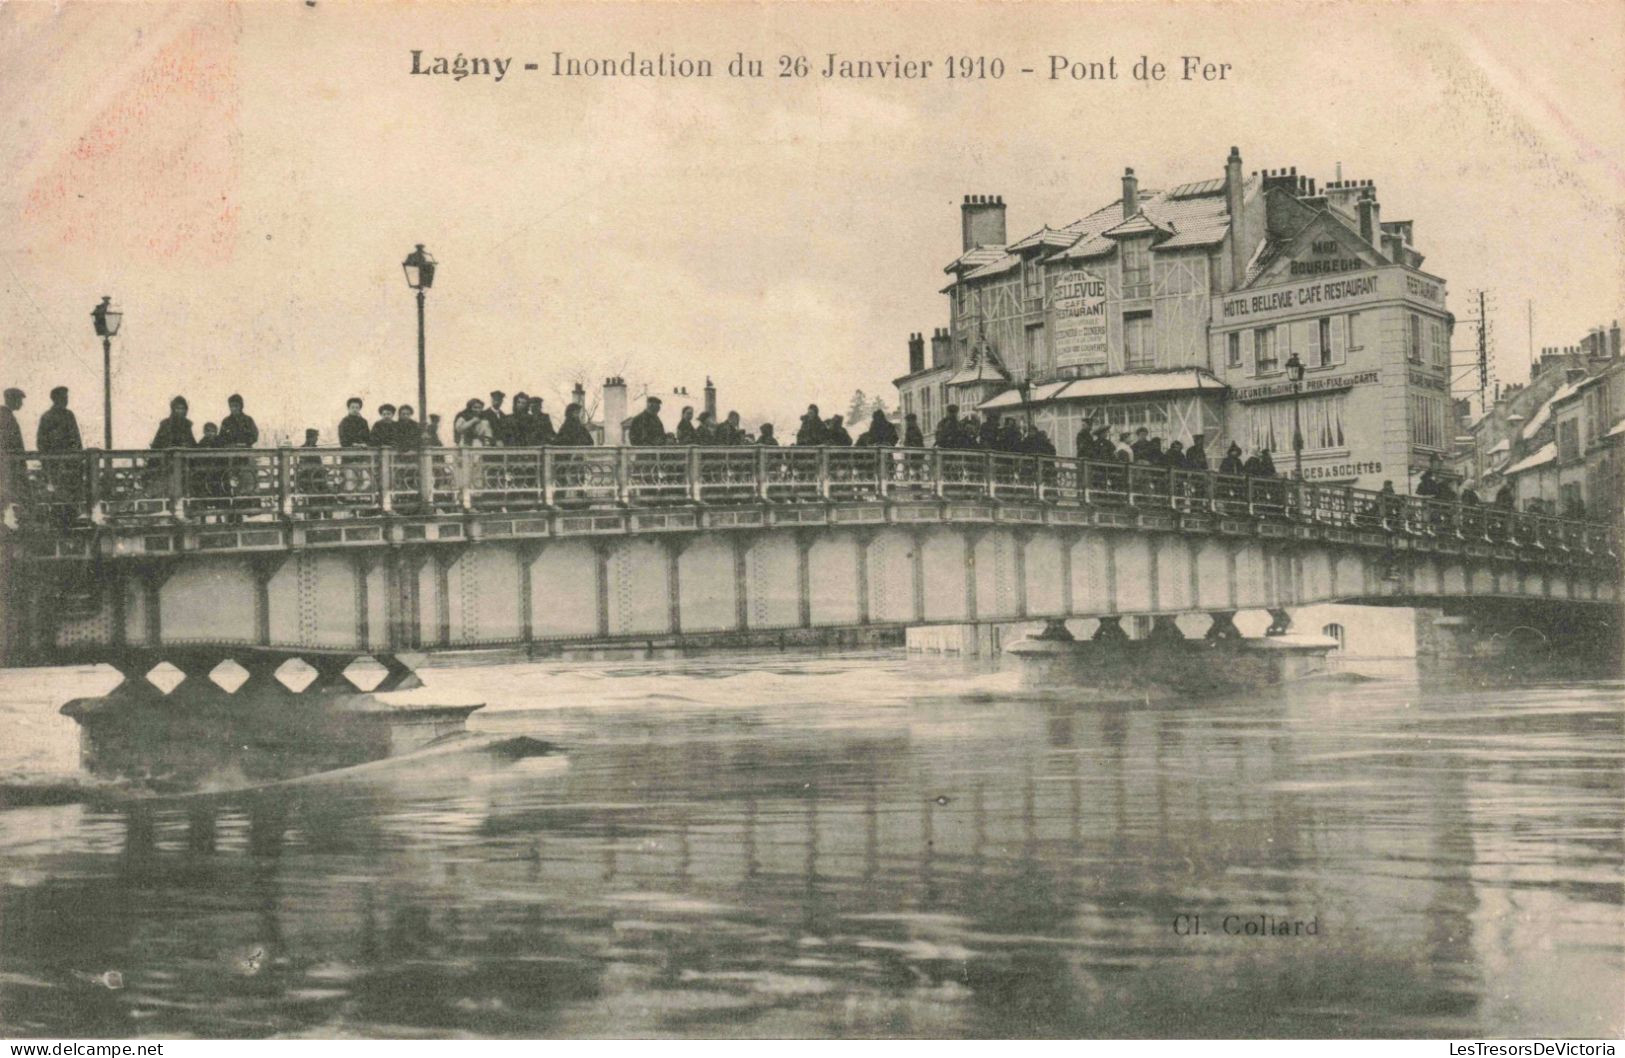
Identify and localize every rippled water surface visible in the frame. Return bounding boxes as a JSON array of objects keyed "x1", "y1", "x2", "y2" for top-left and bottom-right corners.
[{"x1": 0, "y1": 651, "x2": 1620, "y2": 1038}]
